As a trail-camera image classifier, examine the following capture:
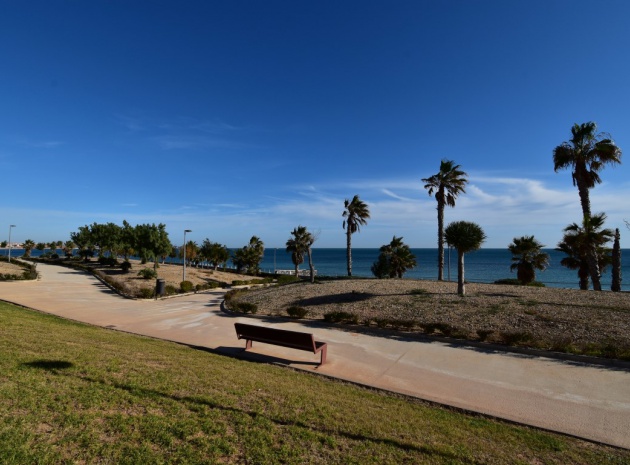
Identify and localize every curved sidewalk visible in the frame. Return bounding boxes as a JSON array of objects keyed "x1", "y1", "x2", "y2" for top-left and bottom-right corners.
[{"x1": 2, "y1": 262, "x2": 629, "y2": 449}]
